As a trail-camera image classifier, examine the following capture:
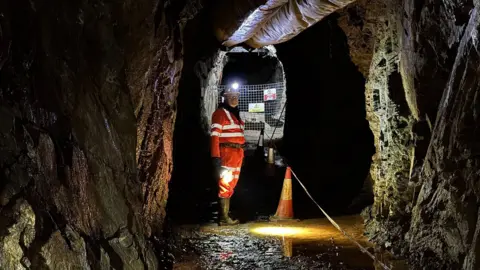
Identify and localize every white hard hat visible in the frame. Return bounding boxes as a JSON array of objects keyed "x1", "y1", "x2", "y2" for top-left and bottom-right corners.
[{"x1": 223, "y1": 87, "x2": 240, "y2": 95}]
